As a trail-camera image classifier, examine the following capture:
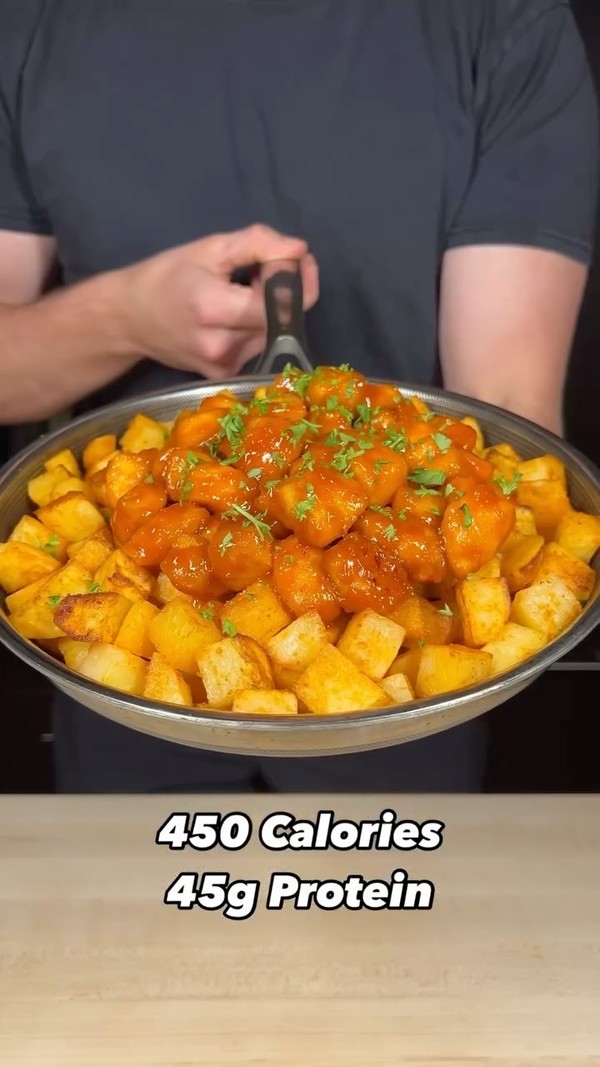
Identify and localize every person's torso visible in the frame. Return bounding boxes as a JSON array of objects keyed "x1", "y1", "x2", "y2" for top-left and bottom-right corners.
[{"x1": 3, "y1": 0, "x2": 498, "y2": 399}]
